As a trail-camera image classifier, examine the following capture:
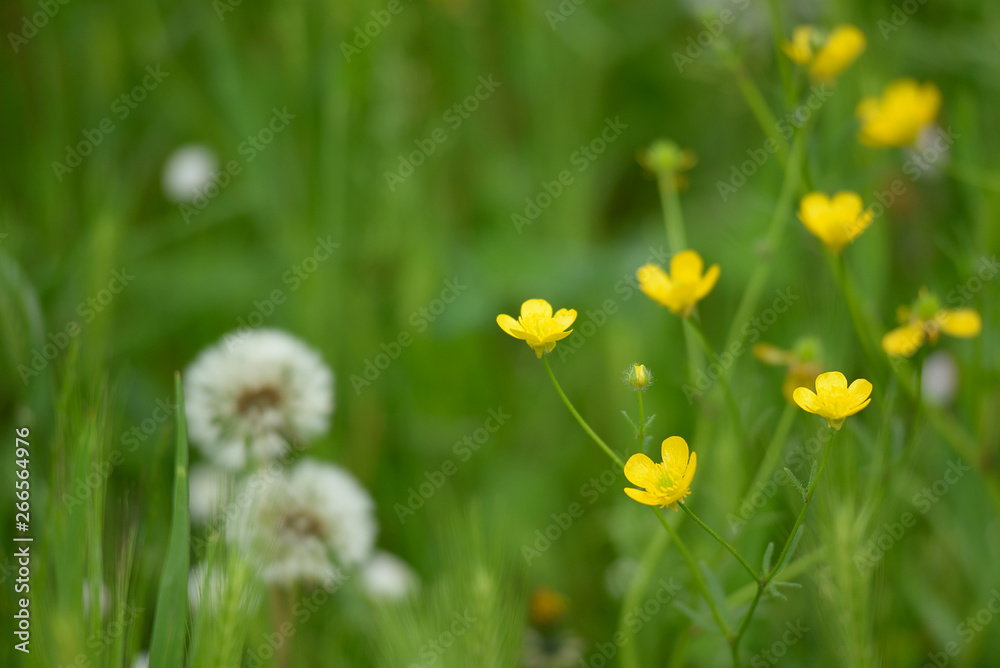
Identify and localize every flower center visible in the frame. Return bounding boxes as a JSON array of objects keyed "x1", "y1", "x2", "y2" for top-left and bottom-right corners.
[
  {"x1": 236, "y1": 385, "x2": 283, "y2": 416},
  {"x1": 278, "y1": 508, "x2": 326, "y2": 539}
]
